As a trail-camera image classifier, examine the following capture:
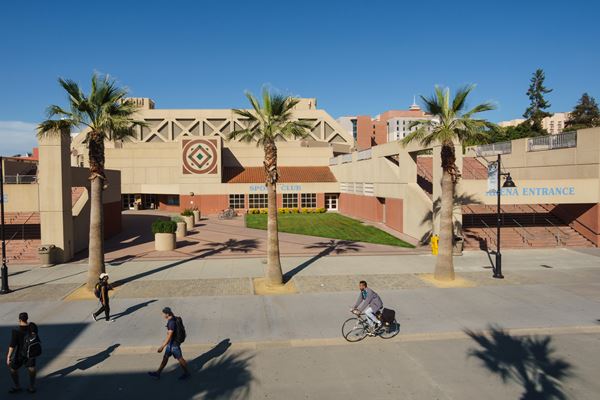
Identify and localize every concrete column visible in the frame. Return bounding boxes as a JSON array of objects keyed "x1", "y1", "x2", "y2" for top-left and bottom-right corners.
[
  {"x1": 38, "y1": 131, "x2": 74, "y2": 262},
  {"x1": 432, "y1": 143, "x2": 463, "y2": 235}
]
